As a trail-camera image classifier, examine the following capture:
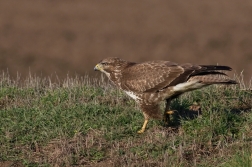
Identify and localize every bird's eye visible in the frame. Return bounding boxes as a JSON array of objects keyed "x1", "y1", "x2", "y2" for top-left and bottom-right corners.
[{"x1": 101, "y1": 62, "x2": 109, "y2": 66}]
